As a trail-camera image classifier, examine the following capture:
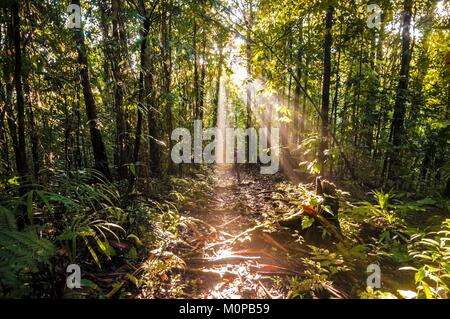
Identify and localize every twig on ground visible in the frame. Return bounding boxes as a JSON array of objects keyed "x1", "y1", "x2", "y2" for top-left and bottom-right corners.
[{"x1": 258, "y1": 280, "x2": 274, "y2": 299}]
